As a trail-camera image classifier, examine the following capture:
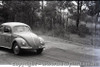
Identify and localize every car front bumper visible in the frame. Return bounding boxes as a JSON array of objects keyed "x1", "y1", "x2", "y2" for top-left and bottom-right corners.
[{"x1": 20, "y1": 45, "x2": 45, "y2": 50}]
